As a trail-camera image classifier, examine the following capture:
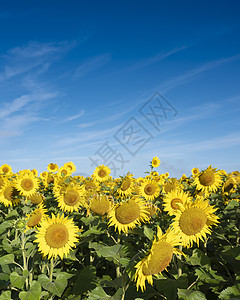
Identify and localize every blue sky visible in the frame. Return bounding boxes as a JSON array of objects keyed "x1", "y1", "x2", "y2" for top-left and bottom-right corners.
[{"x1": 1, "y1": 0, "x2": 240, "y2": 178}]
